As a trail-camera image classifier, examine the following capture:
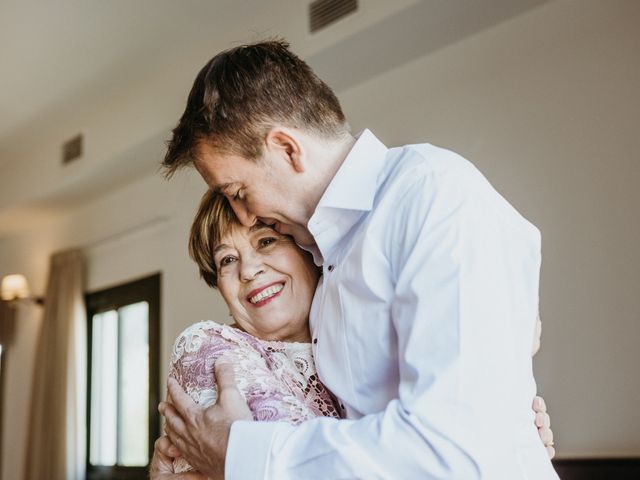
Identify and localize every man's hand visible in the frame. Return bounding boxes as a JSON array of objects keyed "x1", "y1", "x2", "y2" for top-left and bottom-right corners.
[
  {"x1": 149, "y1": 435, "x2": 207, "y2": 480},
  {"x1": 533, "y1": 395, "x2": 555, "y2": 459},
  {"x1": 159, "y1": 362, "x2": 253, "y2": 480}
]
